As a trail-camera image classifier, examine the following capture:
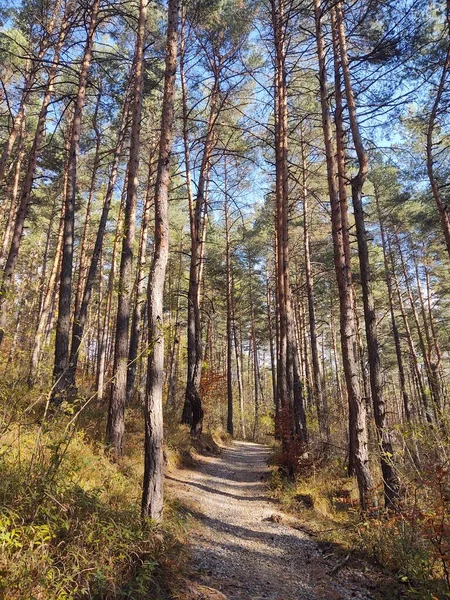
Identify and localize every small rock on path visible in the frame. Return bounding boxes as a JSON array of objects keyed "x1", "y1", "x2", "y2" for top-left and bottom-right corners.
[{"x1": 169, "y1": 441, "x2": 378, "y2": 600}]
